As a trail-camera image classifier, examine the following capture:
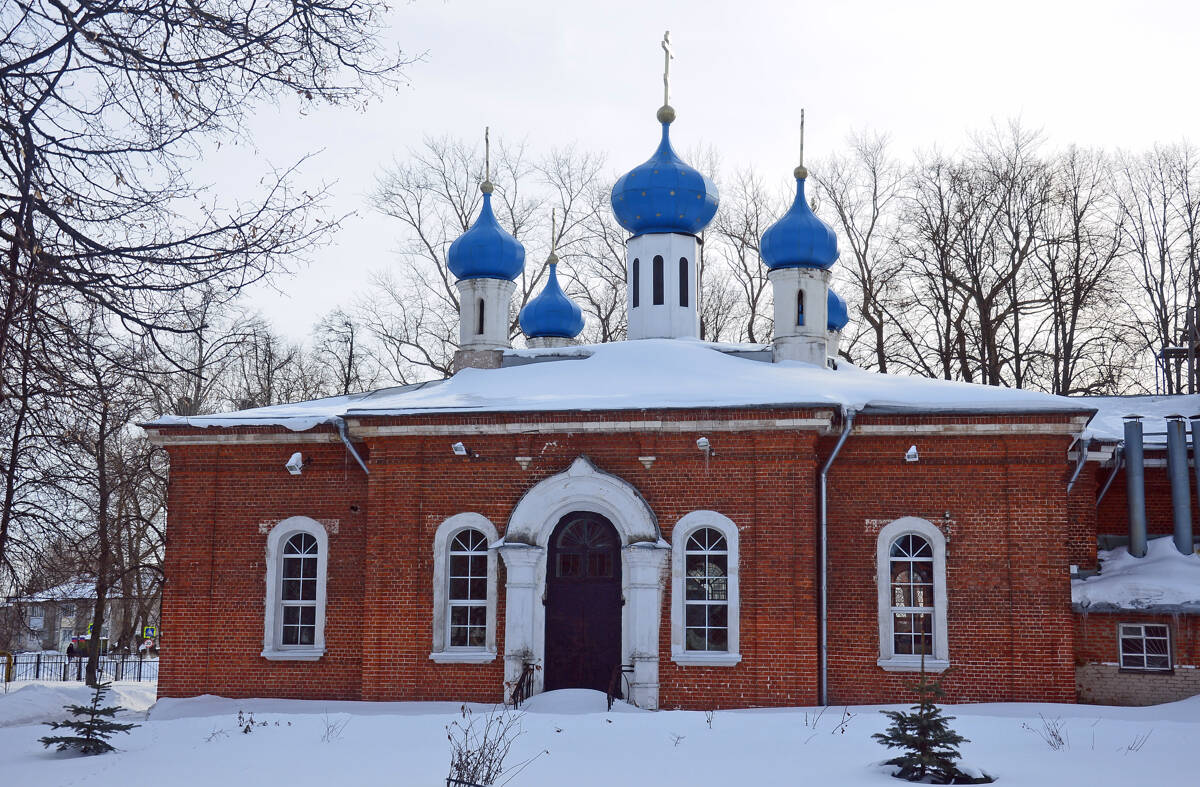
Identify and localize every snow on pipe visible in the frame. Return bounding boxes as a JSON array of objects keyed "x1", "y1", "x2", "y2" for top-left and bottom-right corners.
[
  {"x1": 1166, "y1": 416, "x2": 1193, "y2": 555},
  {"x1": 1124, "y1": 416, "x2": 1147, "y2": 559}
]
